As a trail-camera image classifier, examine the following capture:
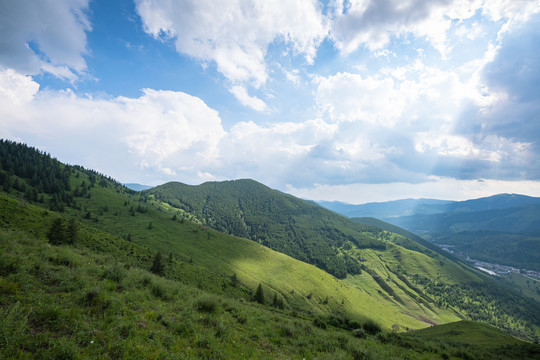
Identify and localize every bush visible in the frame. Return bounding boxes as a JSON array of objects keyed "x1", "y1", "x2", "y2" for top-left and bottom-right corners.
[
  {"x1": 352, "y1": 328, "x2": 367, "y2": 338},
  {"x1": 103, "y1": 262, "x2": 125, "y2": 283},
  {"x1": 313, "y1": 316, "x2": 328, "y2": 329},
  {"x1": 151, "y1": 283, "x2": 169, "y2": 300},
  {"x1": 362, "y1": 319, "x2": 381, "y2": 335},
  {"x1": 196, "y1": 295, "x2": 219, "y2": 313}
]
